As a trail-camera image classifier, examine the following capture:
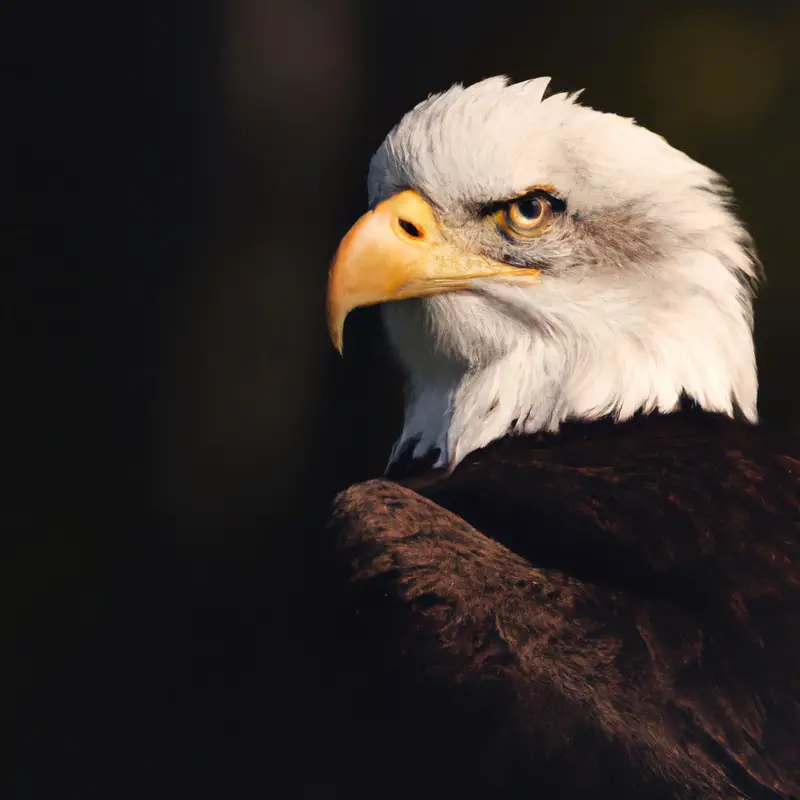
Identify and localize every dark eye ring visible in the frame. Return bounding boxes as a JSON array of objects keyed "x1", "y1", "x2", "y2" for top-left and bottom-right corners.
[{"x1": 494, "y1": 194, "x2": 554, "y2": 238}]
